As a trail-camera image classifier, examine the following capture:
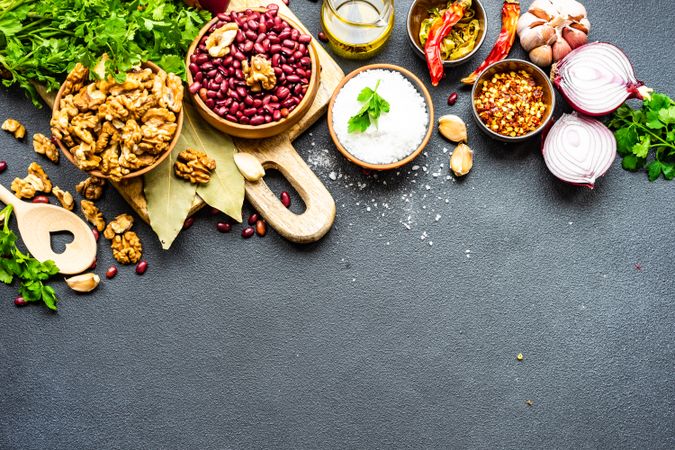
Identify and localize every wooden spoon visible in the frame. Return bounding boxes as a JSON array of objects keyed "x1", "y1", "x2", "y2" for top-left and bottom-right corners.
[{"x1": 0, "y1": 184, "x2": 97, "y2": 275}]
